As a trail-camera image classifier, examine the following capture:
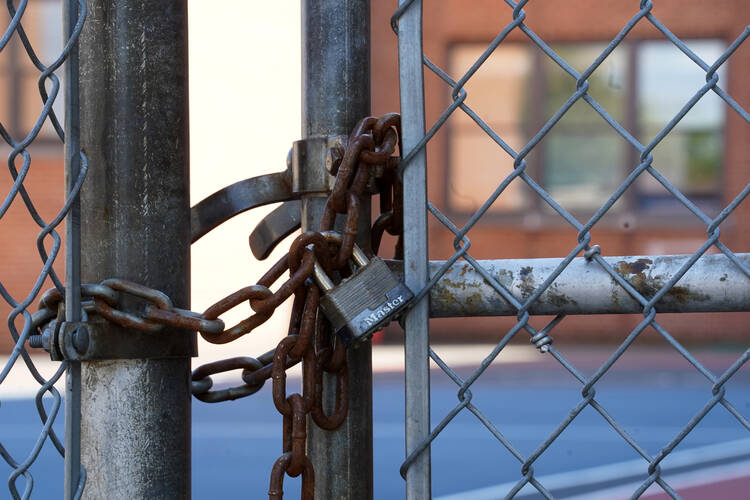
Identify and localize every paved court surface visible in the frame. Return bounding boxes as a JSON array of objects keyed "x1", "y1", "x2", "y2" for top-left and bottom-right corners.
[{"x1": 1, "y1": 345, "x2": 748, "y2": 498}]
